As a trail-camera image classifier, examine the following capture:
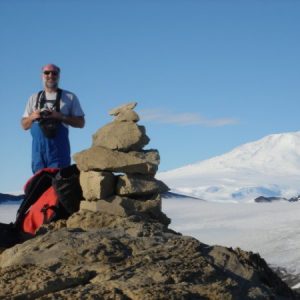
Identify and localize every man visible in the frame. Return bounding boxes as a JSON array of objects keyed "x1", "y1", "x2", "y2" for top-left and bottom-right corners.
[{"x1": 22, "y1": 64, "x2": 85, "y2": 173}]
